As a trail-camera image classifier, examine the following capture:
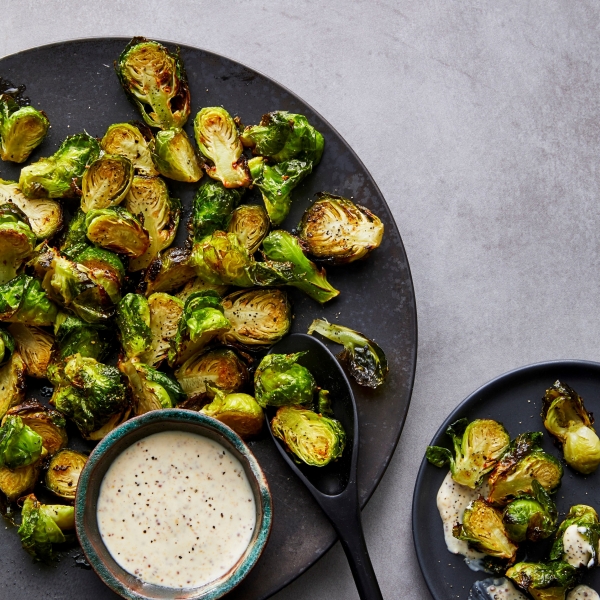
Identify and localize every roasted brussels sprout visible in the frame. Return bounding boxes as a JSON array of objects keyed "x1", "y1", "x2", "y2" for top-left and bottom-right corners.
[
  {"x1": 254, "y1": 352, "x2": 316, "y2": 408},
  {"x1": 0, "y1": 202, "x2": 36, "y2": 284},
  {"x1": 201, "y1": 386, "x2": 263, "y2": 438},
  {"x1": 142, "y1": 247, "x2": 196, "y2": 296},
  {"x1": 271, "y1": 405, "x2": 345, "y2": 467},
  {"x1": 0, "y1": 352, "x2": 26, "y2": 420},
  {"x1": 502, "y1": 480, "x2": 557, "y2": 542},
  {"x1": 248, "y1": 156, "x2": 313, "y2": 225},
  {"x1": 550, "y1": 505, "x2": 600, "y2": 568},
  {"x1": 19, "y1": 132, "x2": 100, "y2": 199},
  {"x1": 116, "y1": 293, "x2": 151, "y2": 359},
  {"x1": 0, "y1": 94, "x2": 49, "y2": 163},
  {"x1": 0, "y1": 327, "x2": 15, "y2": 366},
  {"x1": 78, "y1": 246, "x2": 125, "y2": 305},
  {"x1": 124, "y1": 175, "x2": 180, "y2": 270},
  {"x1": 45, "y1": 449, "x2": 87, "y2": 500},
  {"x1": 167, "y1": 291, "x2": 231, "y2": 367},
  {"x1": 85, "y1": 206, "x2": 150, "y2": 258},
  {"x1": 54, "y1": 312, "x2": 111, "y2": 361},
  {"x1": 194, "y1": 107, "x2": 250, "y2": 188},
  {"x1": 0, "y1": 416, "x2": 44, "y2": 469},
  {"x1": 176, "y1": 276, "x2": 228, "y2": 302},
  {"x1": 255, "y1": 230, "x2": 340, "y2": 303},
  {"x1": 307, "y1": 319, "x2": 388, "y2": 388},
  {"x1": 100, "y1": 122, "x2": 158, "y2": 176},
  {"x1": 0, "y1": 462, "x2": 40, "y2": 502},
  {"x1": 7, "y1": 323, "x2": 53, "y2": 378},
  {"x1": 220, "y1": 288, "x2": 291, "y2": 349},
  {"x1": 59, "y1": 208, "x2": 89, "y2": 259},
  {"x1": 542, "y1": 381, "x2": 600, "y2": 475},
  {"x1": 488, "y1": 432, "x2": 563, "y2": 506},
  {"x1": 138, "y1": 292, "x2": 183, "y2": 366},
  {"x1": 18, "y1": 494, "x2": 74, "y2": 561},
  {"x1": 0, "y1": 274, "x2": 57, "y2": 326},
  {"x1": 81, "y1": 154, "x2": 133, "y2": 212},
  {"x1": 188, "y1": 179, "x2": 243, "y2": 244},
  {"x1": 0, "y1": 179, "x2": 62, "y2": 239},
  {"x1": 227, "y1": 204, "x2": 270, "y2": 254},
  {"x1": 298, "y1": 194, "x2": 384, "y2": 264},
  {"x1": 506, "y1": 561, "x2": 578, "y2": 600},
  {"x1": 116, "y1": 38, "x2": 190, "y2": 129},
  {"x1": 241, "y1": 111, "x2": 324, "y2": 164},
  {"x1": 453, "y1": 498, "x2": 518, "y2": 561},
  {"x1": 426, "y1": 418, "x2": 510, "y2": 489},
  {"x1": 151, "y1": 128, "x2": 202, "y2": 182}
]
